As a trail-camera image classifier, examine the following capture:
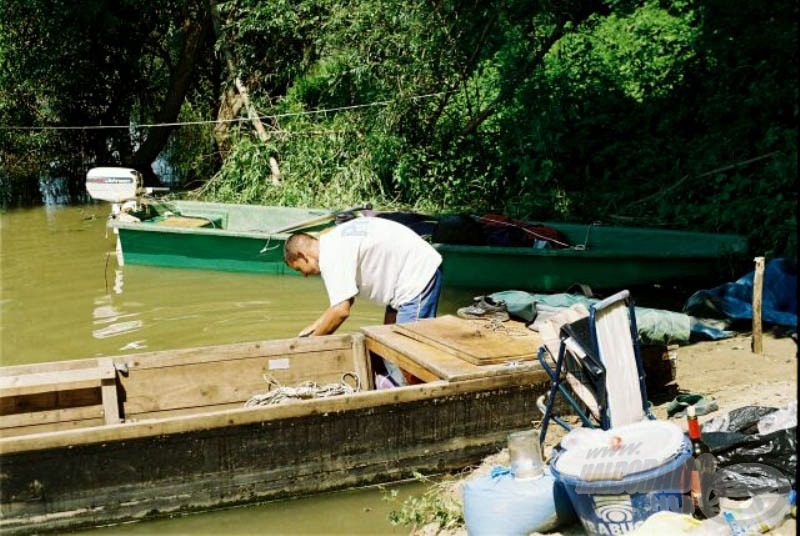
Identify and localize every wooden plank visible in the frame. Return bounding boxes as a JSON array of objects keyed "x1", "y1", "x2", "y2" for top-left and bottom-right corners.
[
  {"x1": 120, "y1": 348, "x2": 355, "y2": 417},
  {"x1": 0, "y1": 358, "x2": 101, "y2": 378},
  {"x1": 363, "y1": 324, "x2": 542, "y2": 381},
  {"x1": 391, "y1": 315, "x2": 540, "y2": 365},
  {"x1": 0, "y1": 408, "x2": 106, "y2": 435},
  {"x1": 118, "y1": 335, "x2": 353, "y2": 371},
  {"x1": 97, "y1": 358, "x2": 121, "y2": 425},
  {"x1": 121, "y1": 401, "x2": 245, "y2": 424},
  {"x1": 349, "y1": 333, "x2": 373, "y2": 391},
  {"x1": 101, "y1": 380, "x2": 121, "y2": 425},
  {"x1": 365, "y1": 338, "x2": 442, "y2": 383},
  {"x1": 0, "y1": 378, "x2": 99, "y2": 398},
  {"x1": 0, "y1": 363, "x2": 115, "y2": 398}
]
